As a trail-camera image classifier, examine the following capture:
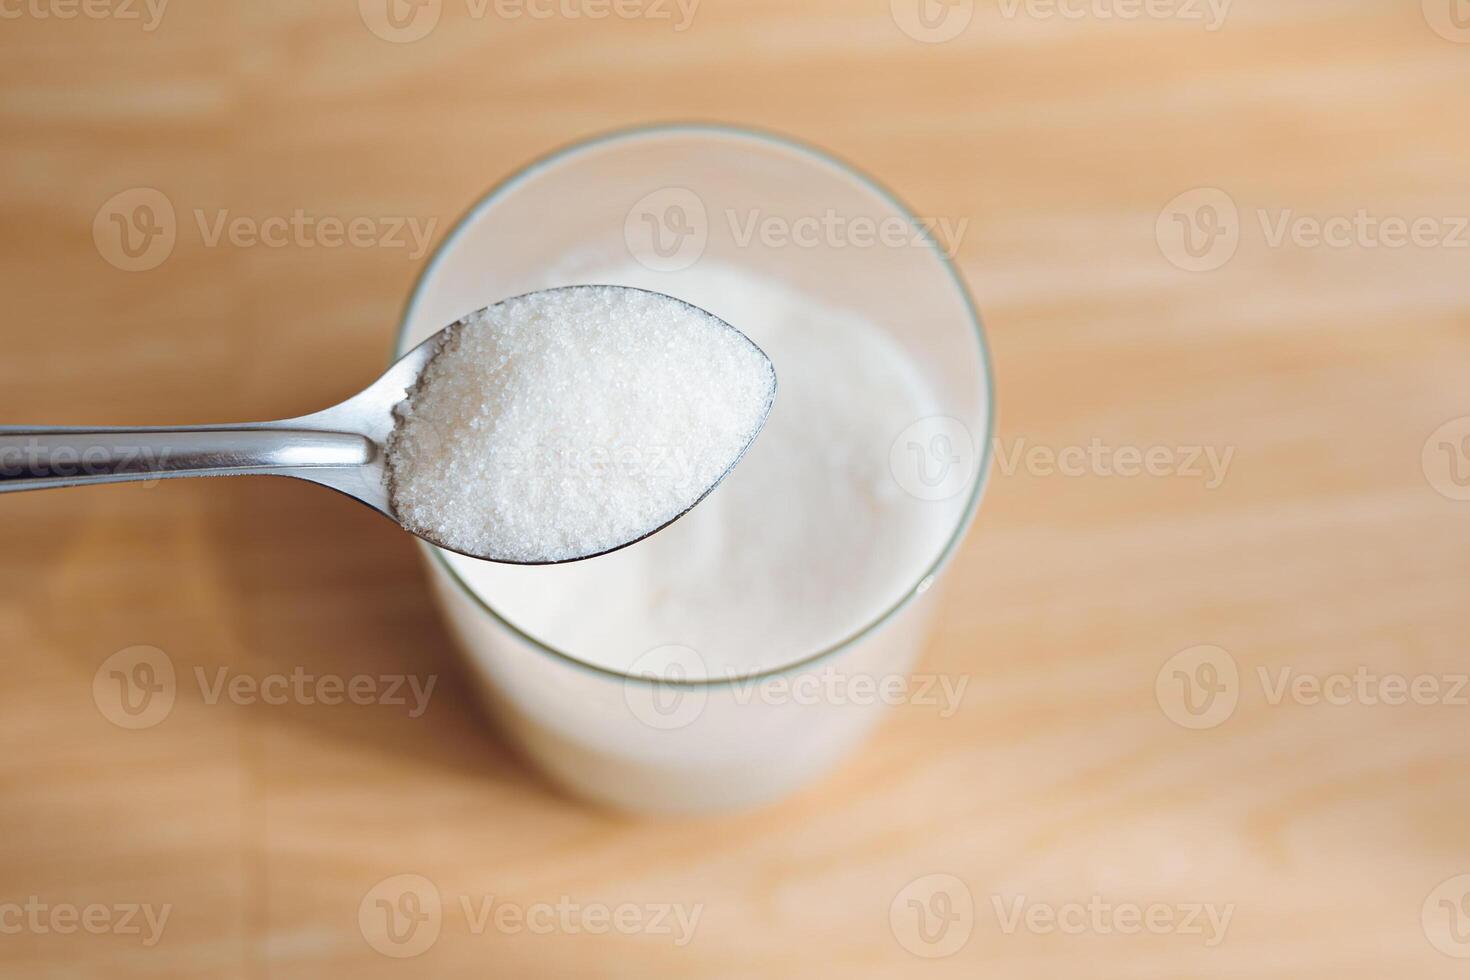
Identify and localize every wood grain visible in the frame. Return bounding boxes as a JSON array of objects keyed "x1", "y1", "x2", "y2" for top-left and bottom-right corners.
[{"x1": 1, "y1": 0, "x2": 1468, "y2": 976}]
